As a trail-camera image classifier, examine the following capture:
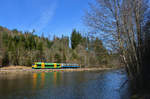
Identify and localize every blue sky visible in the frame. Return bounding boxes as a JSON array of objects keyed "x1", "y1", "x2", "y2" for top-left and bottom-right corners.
[{"x1": 0, "y1": 0, "x2": 92, "y2": 38}]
